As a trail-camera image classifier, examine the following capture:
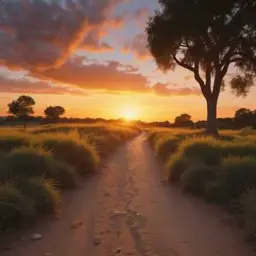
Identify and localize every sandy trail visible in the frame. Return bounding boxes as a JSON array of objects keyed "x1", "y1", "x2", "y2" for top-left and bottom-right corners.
[{"x1": 1, "y1": 134, "x2": 255, "y2": 256}]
